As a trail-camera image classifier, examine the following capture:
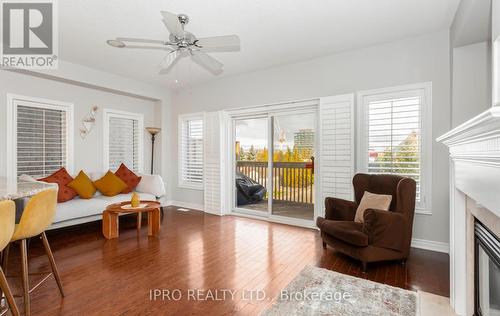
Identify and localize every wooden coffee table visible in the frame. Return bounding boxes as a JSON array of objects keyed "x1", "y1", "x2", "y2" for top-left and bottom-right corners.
[{"x1": 102, "y1": 200, "x2": 161, "y2": 239}]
